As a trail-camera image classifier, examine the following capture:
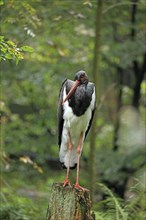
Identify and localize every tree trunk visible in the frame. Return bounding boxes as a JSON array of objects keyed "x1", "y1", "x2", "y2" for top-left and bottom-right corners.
[
  {"x1": 130, "y1": 0, "x2": 146, "y2": 109},
  {"x1": 46, "y1": 183, "x2": 95, "y2": 220},
  {"x1": 113, "y1": 67, "x2": 123, "y2": 151},
  {"x1": 132, "y1": 53, "x2": 146, "y2": 108},
  {"x1": 113, "y1": 0, "x2": 146, "y2": 151},
  {"x1": 89, "y1": 0, "x2": 103, "y2": 201}
]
